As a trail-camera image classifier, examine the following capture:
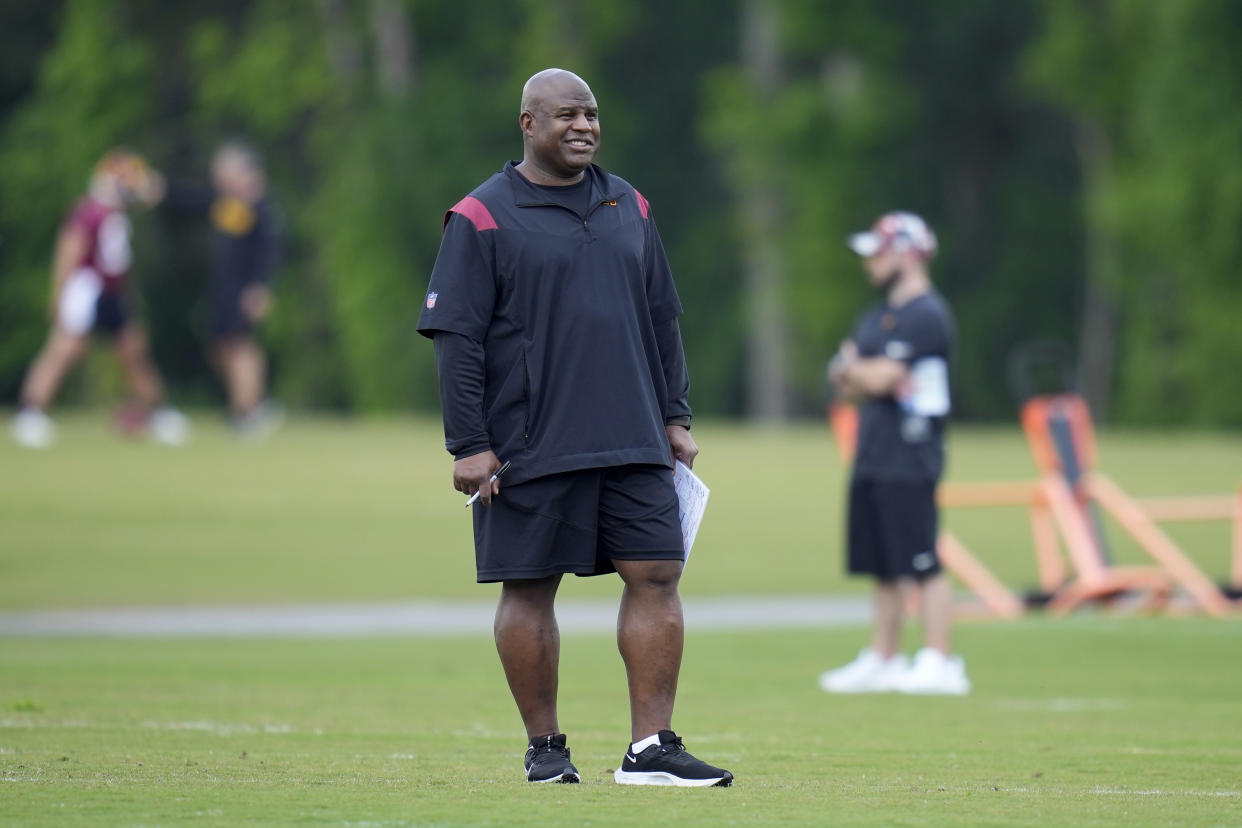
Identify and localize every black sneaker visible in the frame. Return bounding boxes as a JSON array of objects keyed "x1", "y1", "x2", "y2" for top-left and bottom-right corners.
[
  {"x1": 523, "y1": 733, "x2": 581, "y2": 783},
  {"x1": 613, "y1": 730, "x2": 733, "y2": 787}
]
